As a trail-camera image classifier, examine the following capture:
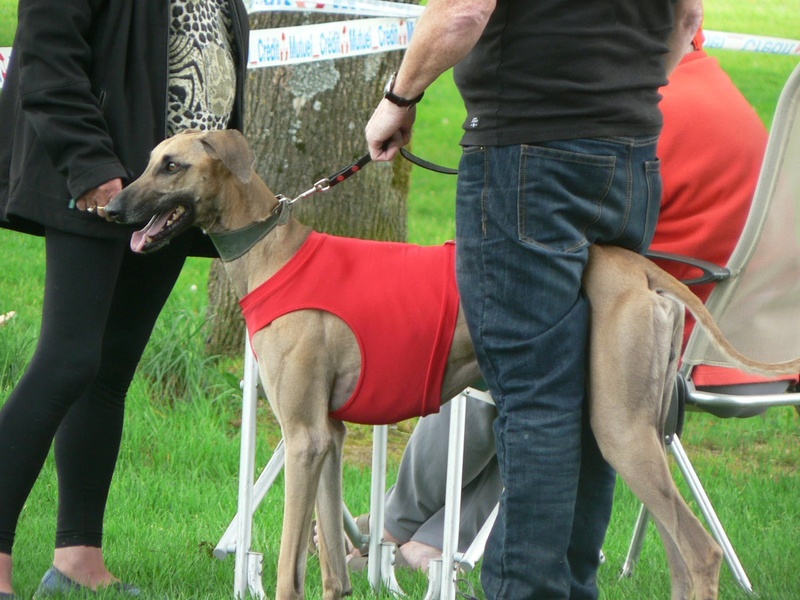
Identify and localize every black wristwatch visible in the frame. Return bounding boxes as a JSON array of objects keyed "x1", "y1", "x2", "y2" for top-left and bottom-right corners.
[{"x1": 383, "y1": 71, "x2": 424, "y2": 108}]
